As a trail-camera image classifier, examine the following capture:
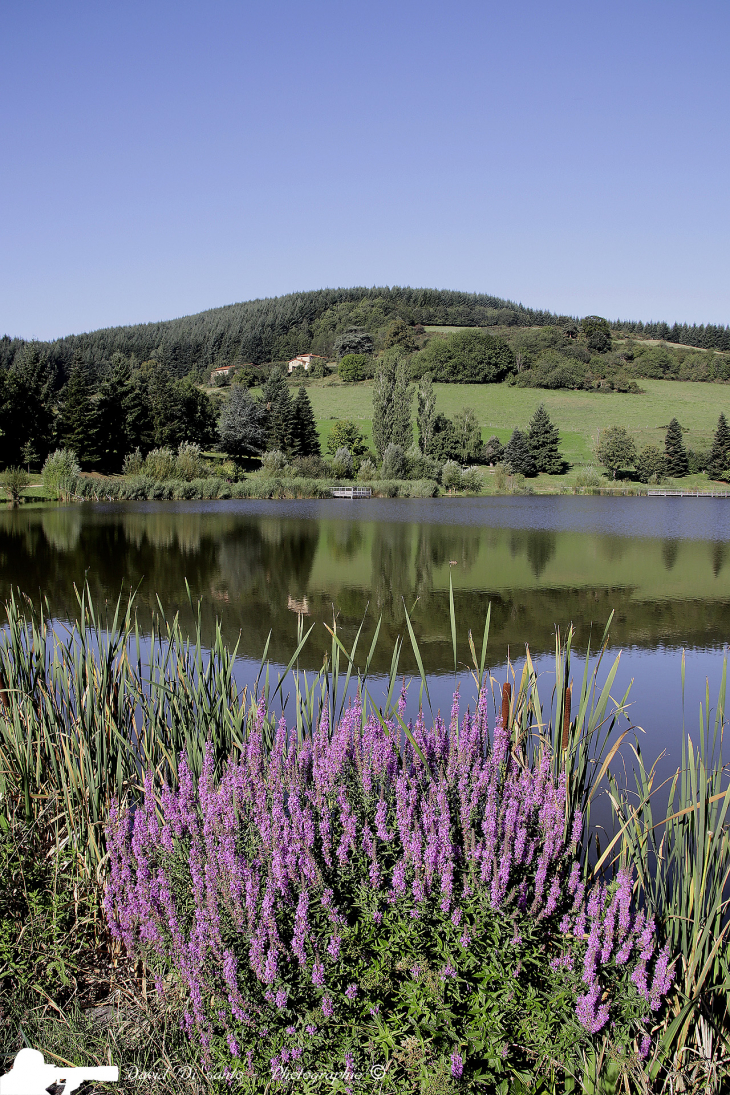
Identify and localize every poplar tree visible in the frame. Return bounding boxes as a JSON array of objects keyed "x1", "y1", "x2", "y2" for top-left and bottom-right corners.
[
  {"x1": 373, "y1": 353, "x2": 412, "y2": 458},
  {"x1": 707, "y1": 413, "x2": 730, "y2": 479},
  {"x1": 664, "y1": 418, "x2": 688, "y2": 477},
  {"x1": 416, "y1": 372, "x2": 437, "y2": 454},
  {"x1": 528, "y1": 404, "x2": 563, "y2": 474},
  {"x1": 291, "y1": 387, "x2": 320, "y2": 456}
]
